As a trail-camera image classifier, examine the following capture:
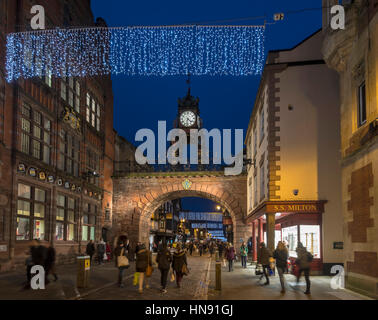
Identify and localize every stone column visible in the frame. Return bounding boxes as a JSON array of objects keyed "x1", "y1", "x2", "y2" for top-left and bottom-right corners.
[
  {"x1": 252, "y1": 220, "x2": 257, "y2": 261},
  {"x1": 266, "y1": 213, "x2": 275, "y2": 252}
]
